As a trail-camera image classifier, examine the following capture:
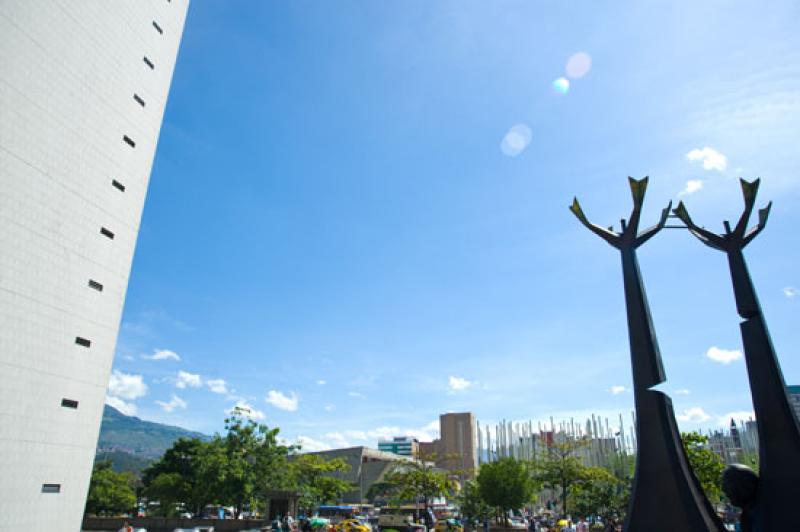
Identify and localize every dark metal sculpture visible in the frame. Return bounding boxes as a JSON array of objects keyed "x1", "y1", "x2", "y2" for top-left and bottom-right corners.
[
  {"x1": 571, "y1": 177, "x2": 723, "y2": 531},
  {"x1": 674, "y1": 178, "x2": 800, "y2": 530}
]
